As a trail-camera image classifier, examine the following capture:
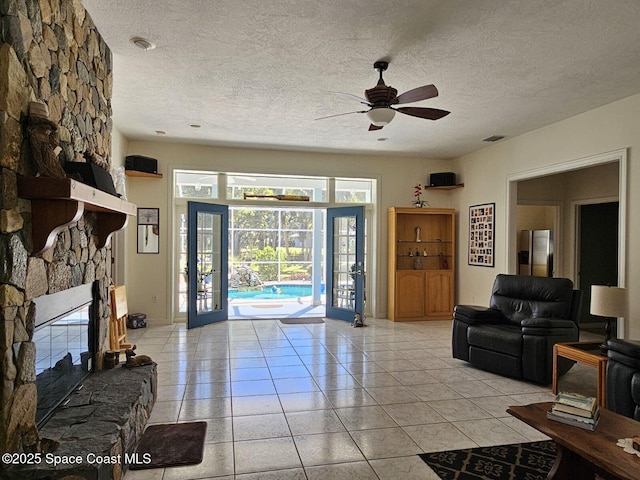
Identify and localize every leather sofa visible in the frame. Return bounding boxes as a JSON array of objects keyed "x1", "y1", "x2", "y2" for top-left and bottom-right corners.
[
  {"x1": 606, "y1": 338, "x2": 640, "y2": 420},
  {"x1": 452, "y1": 274, "x2": 582, "y2": 384}
]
